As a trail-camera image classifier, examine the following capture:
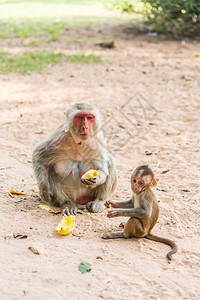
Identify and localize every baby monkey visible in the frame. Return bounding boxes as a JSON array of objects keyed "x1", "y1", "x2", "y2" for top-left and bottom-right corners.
[{"x1": 102, "y1": 165, "x2": 178, "y2": 261}]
